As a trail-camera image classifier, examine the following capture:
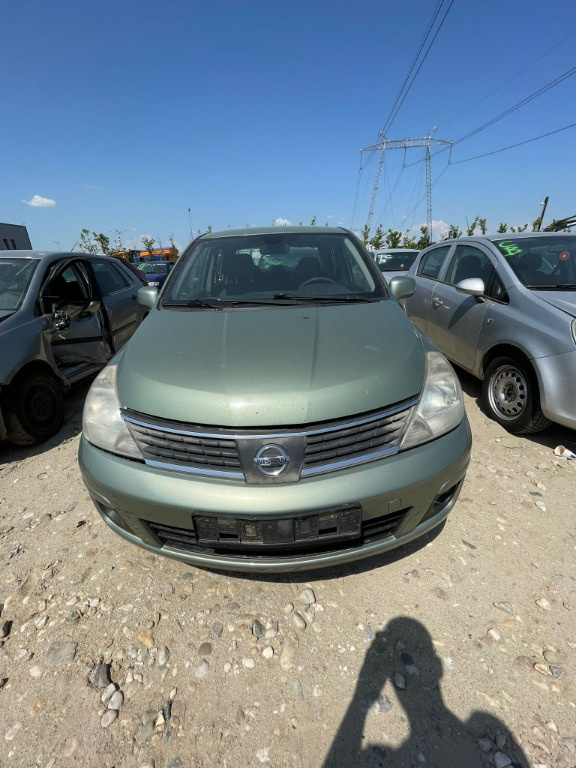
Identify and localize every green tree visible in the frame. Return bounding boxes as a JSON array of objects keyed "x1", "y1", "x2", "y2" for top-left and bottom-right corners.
[
  {"x1": 112, "y1": 229, "x2": 127, "y2": 254},
  {"x1": 402, "y1": 231, "x2": 419, "y2": 248},
  {"x1": 168, "y1": 234, "x2": 179, "y2": 260},
  {"x1": 141, "y1": 237, "x2": 156, "y2": 257},
  {"x1": 497, "y1": 223, "x2": 508, "y2": 233},
  {"x1": 415, "y1": 226, "x2": 430, "y2": 250},
  {"x1": 370, "y1": 225, "x2": 385, "y2": 250},
  {"x1": 94, "y1": 233, "x2": 112, "y2": 255},
  {"x1": 361, "y1": 224, "x2": 371, "y2": 246},
  {"x1": 384, "y1": 229, "x2": 403, "y2": 248},
  {"x1": 78, "y1": 229, "x2": 111, "y2": 254},
  {"x1": 445, "y1": 224, "x2": 462, "y2": 240}
]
